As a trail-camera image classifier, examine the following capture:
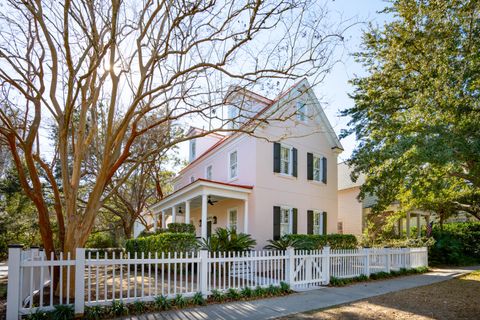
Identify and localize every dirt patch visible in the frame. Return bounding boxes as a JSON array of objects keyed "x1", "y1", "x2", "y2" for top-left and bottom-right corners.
[{"x1": 279, "y1": 270, "x2": 480, "y2": 320}]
